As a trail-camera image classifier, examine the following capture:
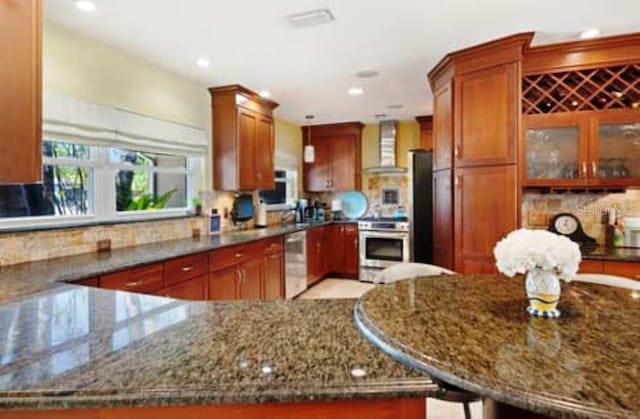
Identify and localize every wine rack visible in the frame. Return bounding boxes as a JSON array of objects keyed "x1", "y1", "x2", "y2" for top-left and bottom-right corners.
[{"x1": 522, "y1": 63, "x2": 640, "y2": 115}]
